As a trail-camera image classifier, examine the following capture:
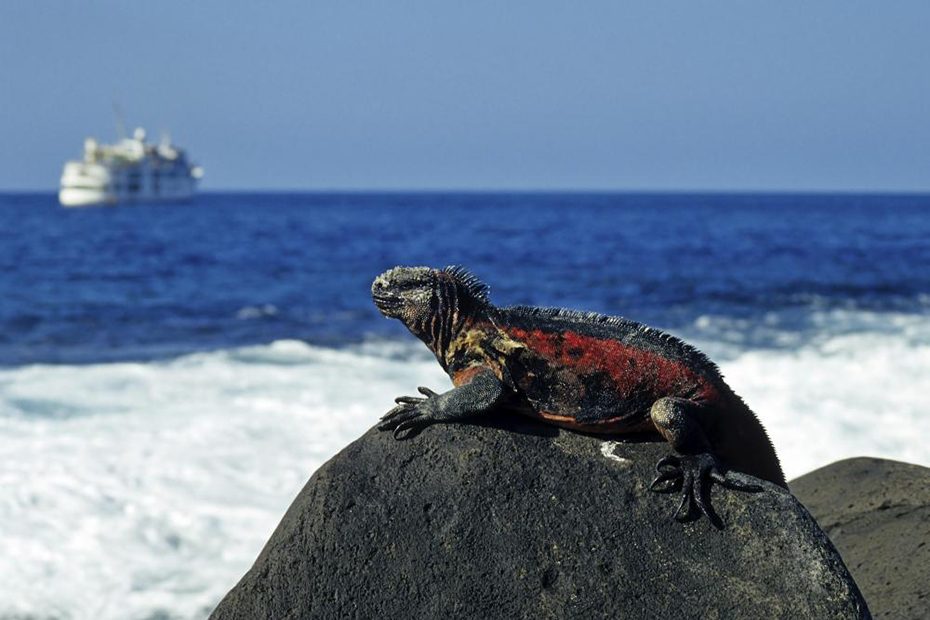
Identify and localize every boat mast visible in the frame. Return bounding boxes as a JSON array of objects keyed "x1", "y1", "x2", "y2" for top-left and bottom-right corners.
[{"x1": 112, "y1": 101, "x2": 126, "y2": 141}]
